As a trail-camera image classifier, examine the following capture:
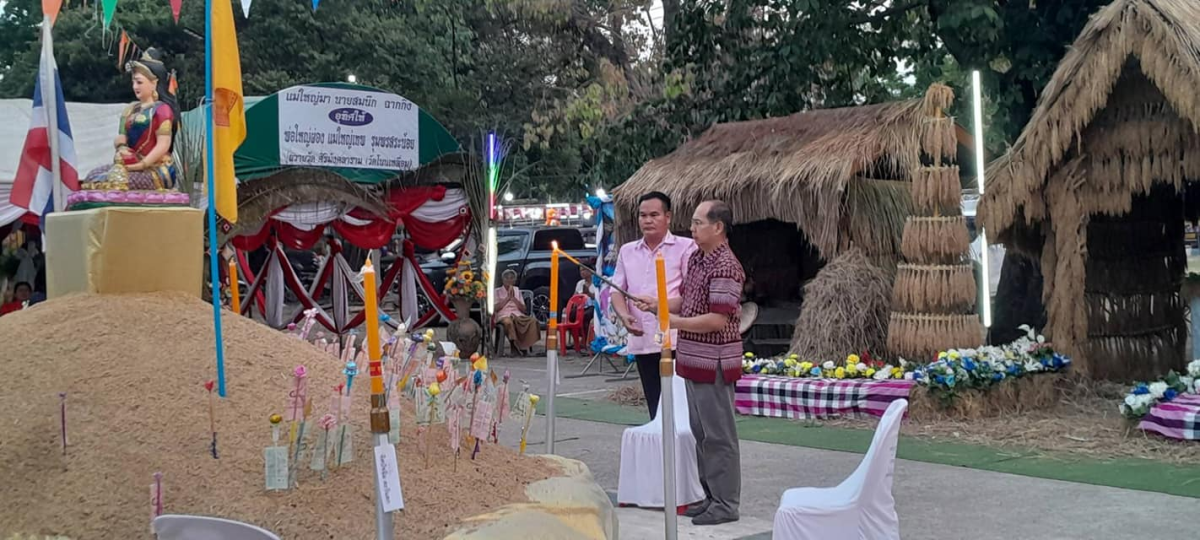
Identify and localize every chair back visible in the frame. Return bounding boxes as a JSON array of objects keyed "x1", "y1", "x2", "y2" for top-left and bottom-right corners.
[
  {"x1": 153, "y1": 514, "x2": 281, "y2": 540},
  {"x1": 843, "y1": 399, "x2": 906, "y2": 536},
  {"x1": 563, "y1": 294, "x2": 589, "y2": 324},
  {"x1": 648, "y1": 375, "x2": 692, "y2": 429},
  {"x1": 521, "y1": 289, "x2": 534, "y2": 313}
]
